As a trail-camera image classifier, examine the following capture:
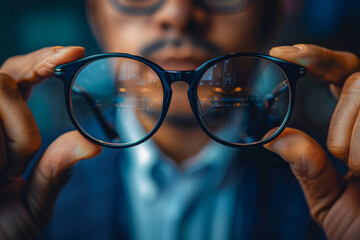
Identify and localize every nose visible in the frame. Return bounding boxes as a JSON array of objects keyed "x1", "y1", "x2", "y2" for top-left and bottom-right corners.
[{"x1": 153, "y1": 0, "x2": 208, "y2": 34}]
